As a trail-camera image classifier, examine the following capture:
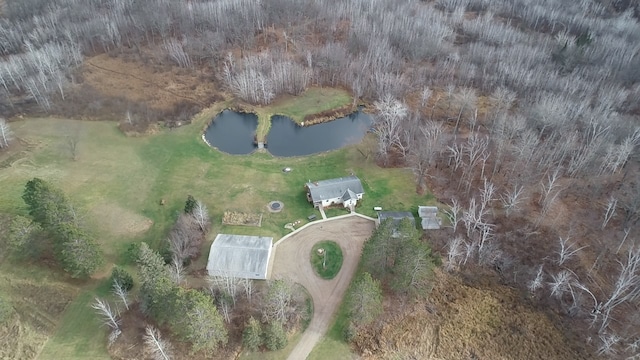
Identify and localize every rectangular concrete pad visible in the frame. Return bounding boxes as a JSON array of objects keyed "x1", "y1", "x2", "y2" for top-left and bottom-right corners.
[{"x1": 207, "y1": 234, "x2": 273, "y2": 280}]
